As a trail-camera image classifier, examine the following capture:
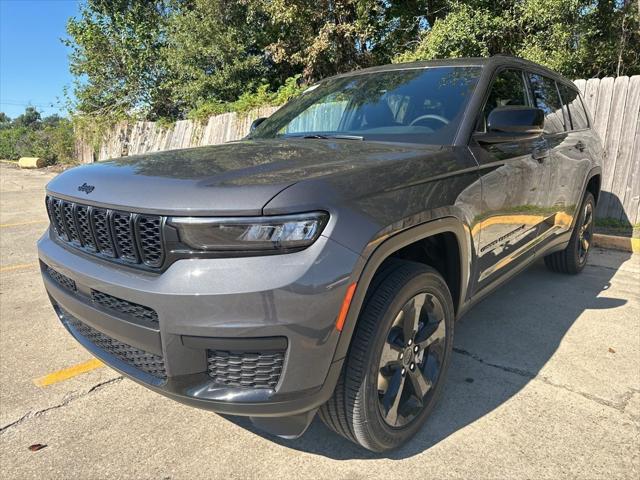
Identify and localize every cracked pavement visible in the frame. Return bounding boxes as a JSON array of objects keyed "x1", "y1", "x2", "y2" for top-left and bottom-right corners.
[{"x1": 1, "y1": 163, "x2": 639, "y2": 479}]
